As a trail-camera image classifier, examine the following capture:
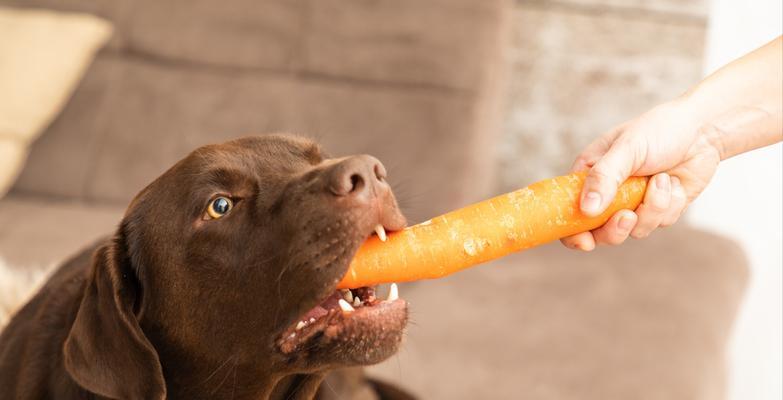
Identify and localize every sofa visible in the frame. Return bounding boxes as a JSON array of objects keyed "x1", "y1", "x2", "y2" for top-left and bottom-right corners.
[{"x1": 0, "y1": 1, "x2": 747, "y2": 399}]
